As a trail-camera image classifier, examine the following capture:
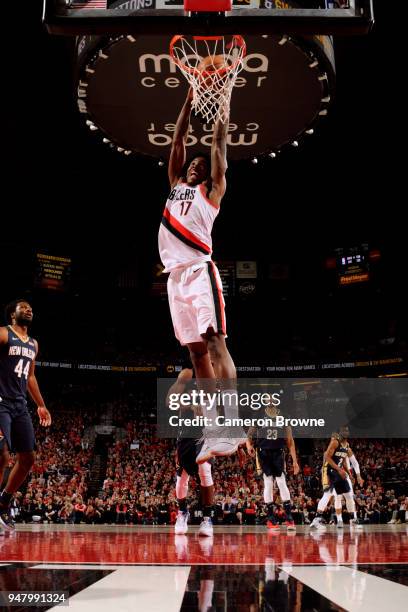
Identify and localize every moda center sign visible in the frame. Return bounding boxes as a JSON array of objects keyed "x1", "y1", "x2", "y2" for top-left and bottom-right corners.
[{"x1": 76, "y1": 0, "x2": 335, "y2": 159}]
